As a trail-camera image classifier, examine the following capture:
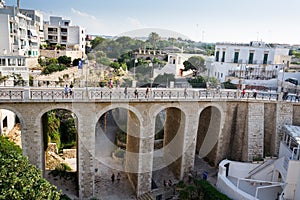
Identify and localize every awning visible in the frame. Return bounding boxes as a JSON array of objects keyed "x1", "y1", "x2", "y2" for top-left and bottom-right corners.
[{"x1": 29, "y1": 29, "x2": 38, "y2": 37}]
